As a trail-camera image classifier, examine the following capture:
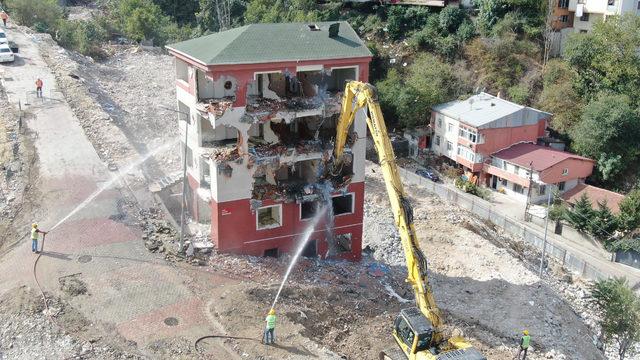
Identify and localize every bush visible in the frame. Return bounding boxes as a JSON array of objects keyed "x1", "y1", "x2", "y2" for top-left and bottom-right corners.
[
  {"x1": 56, "y1": 18, "x2": 108, "y2": 58},
  {"x1": 386, "y1": 6, "x2": 431, "y2": 40},
  {"x1": 618, "y1": 189, "x2": 640, "y2": 232},
  {"x1": 5, "y1": 0, "x2": 63, "y2": 32},
  {"x1": 507, "y1": 84, "x2": 529, "y2": 104}
]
